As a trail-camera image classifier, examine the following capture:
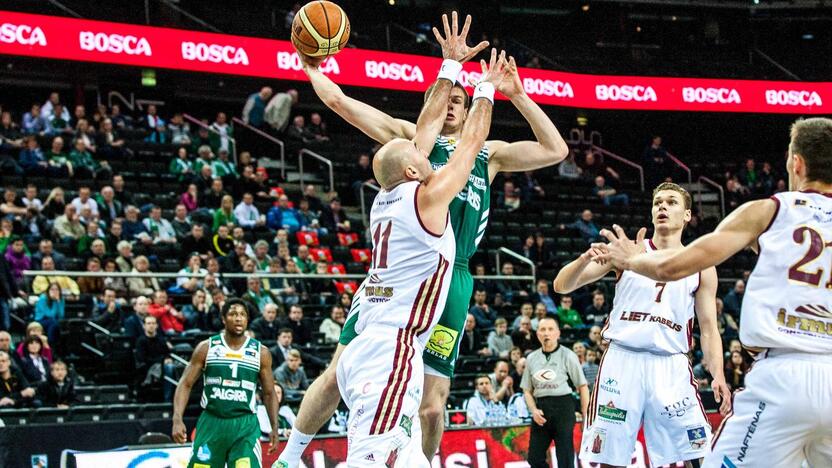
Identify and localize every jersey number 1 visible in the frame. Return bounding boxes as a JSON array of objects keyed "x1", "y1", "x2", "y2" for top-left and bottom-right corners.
[
  {"x1": 229, "y1": 362, "x2": 238, "y2": 378},
  {"x1": 372, "y1": 221, "x2": 393, "y2": 269}
]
